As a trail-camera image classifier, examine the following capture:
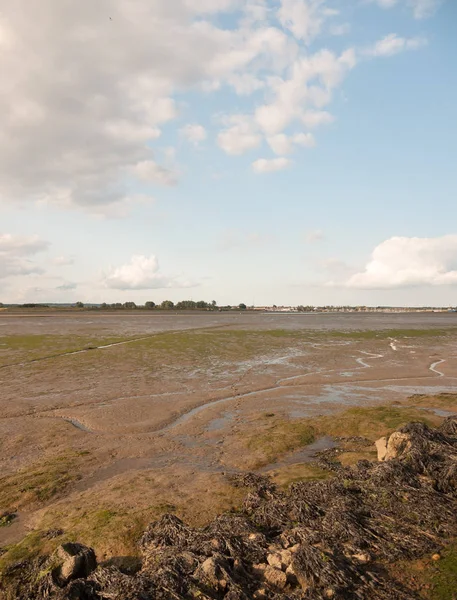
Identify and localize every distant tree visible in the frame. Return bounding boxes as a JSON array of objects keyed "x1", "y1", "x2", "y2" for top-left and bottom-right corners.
[
  {"x1": 145, "y1": 301, "x2": 156, "y2": 310},
  {"x1": 195, "y1": 300, "x2": 207, "y2": 309},
  {"x1": 238, "y1": 303, "x2": 247, "y2": 310},
  {"x1": 211, "y1": 300, "x2": 217, "y2": 309},
  {"x1": 75, "y1": 301, "x2": 84, "y2": 309},
  {"x1": 161, "y1": 300, "x2": 174, "y2": 310},
  {"x1": 101, "y1": 303, "x2": 108, "y2": 309},
  {"x1": 123, "y1": 302, "x2": 137, "y2": 309}
]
